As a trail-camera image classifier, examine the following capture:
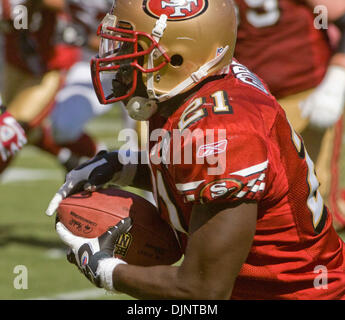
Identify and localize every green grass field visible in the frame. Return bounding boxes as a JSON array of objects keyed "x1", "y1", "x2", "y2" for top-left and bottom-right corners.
[{"x1": 0, "y1": 106, "x2": 345, "y2": 300}]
